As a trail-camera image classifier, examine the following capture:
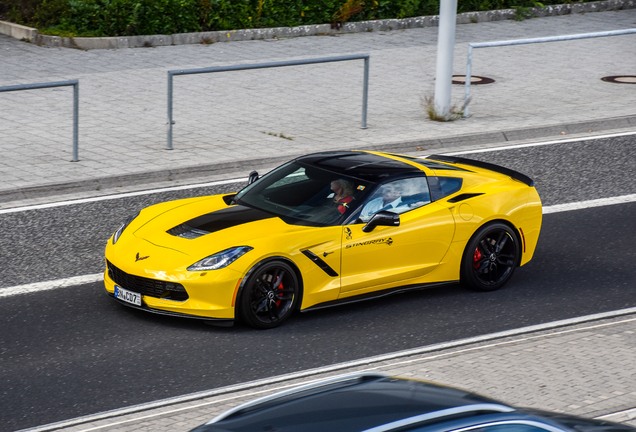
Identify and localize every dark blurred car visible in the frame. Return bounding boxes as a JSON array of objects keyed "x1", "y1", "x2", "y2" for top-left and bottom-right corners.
[{"x1": 190, "y1": 372, "x2": 634, "y2": 432}]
